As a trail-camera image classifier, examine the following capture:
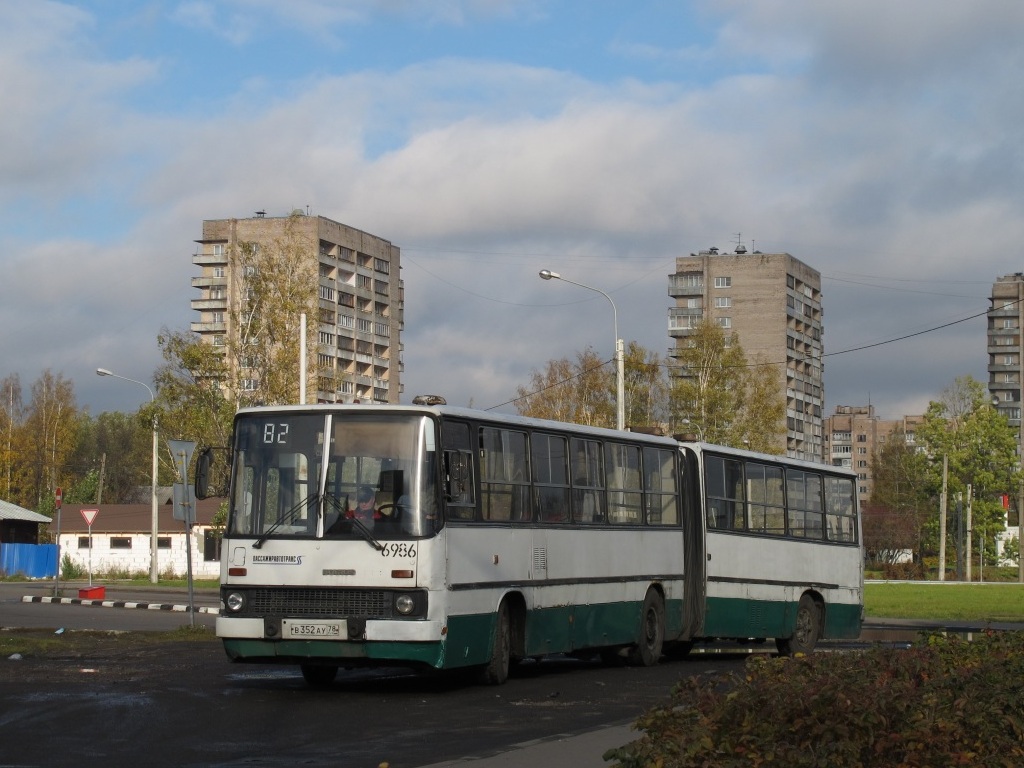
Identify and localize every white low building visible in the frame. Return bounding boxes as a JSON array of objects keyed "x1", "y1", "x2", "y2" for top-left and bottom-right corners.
[{"x1": 50, "y1": 498, "x2": 226, "y2": 580}]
